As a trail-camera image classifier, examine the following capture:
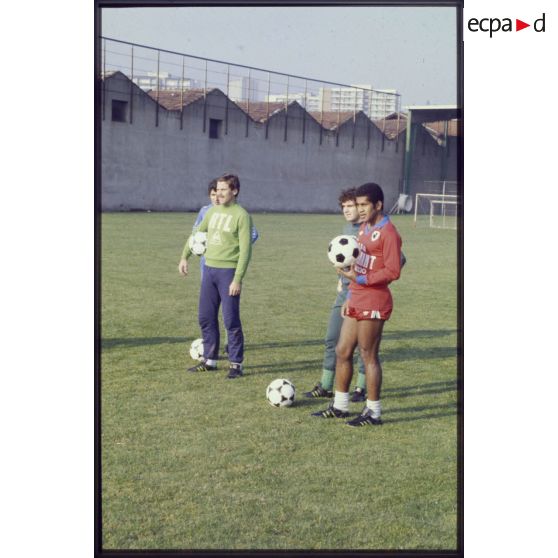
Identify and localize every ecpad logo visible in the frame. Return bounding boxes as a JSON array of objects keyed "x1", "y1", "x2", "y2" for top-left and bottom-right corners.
[{"x1": 468, "y1": 13, "x2": 546, "y2": 37}]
